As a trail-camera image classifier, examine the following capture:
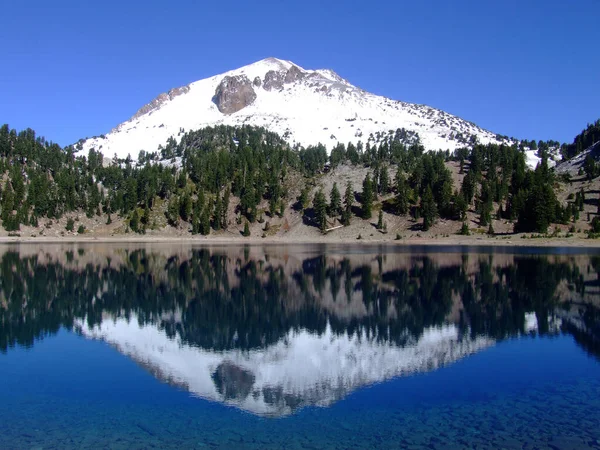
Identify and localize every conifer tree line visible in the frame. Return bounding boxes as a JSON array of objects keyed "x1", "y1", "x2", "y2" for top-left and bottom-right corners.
[
  {"x1": 0, "y1": 120, "x2": 598, "y2": 234},
  {"x1": 561, "y1": 120, "x2": 600, "y2": 160}
]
